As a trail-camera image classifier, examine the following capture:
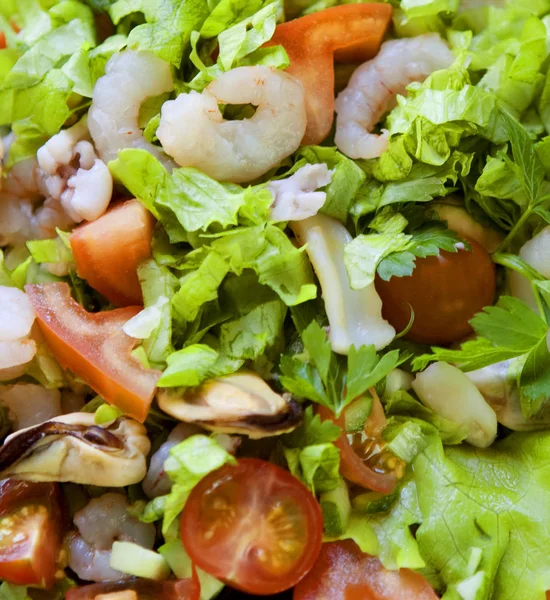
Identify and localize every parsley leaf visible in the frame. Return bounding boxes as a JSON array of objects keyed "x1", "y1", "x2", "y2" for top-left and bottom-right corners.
[
  {"x1": 279, "y1": 321, "x2": 403, "y2": 417},
  {"x1": 496, "y1": 111, "x2": 550, "y2": 250},
  {"x1": 345, "y1": 224, "x2": 465, "y2": 288},
  {"x1": 470, "y1": 296, "x2": 548, "y2": 351},
  {"x1": 280, "y1": 407, "x2": 342, "y2": 494}
]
